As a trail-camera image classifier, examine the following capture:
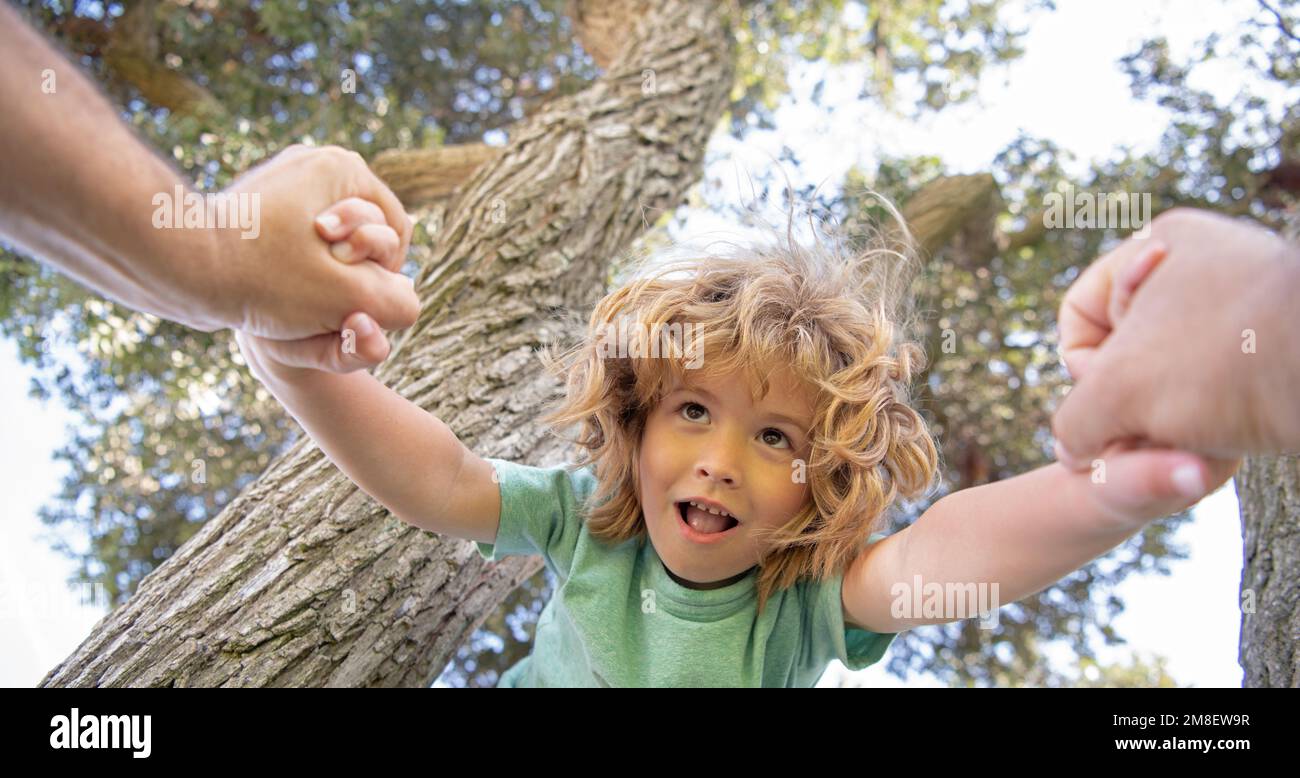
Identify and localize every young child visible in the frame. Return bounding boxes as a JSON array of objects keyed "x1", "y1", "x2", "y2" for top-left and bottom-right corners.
[{"x1": 235, "y1": 200, "x2": 1239, "y2": 688}]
